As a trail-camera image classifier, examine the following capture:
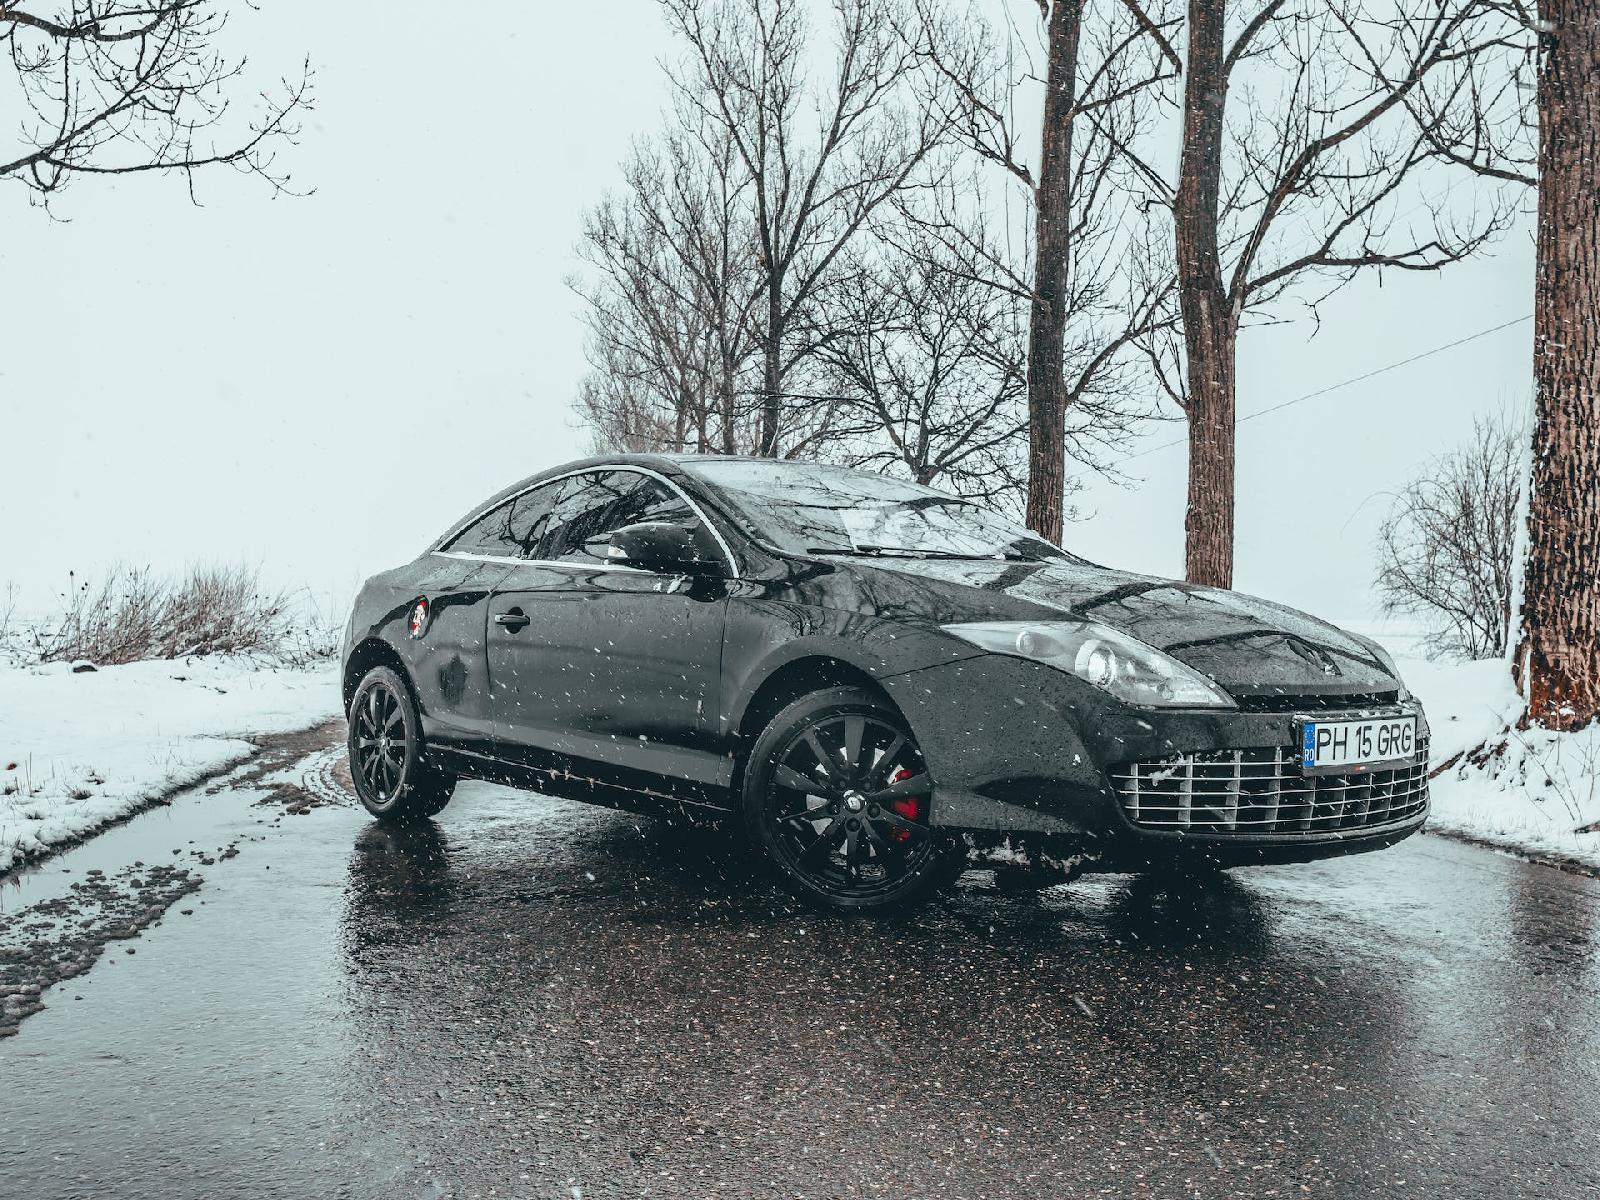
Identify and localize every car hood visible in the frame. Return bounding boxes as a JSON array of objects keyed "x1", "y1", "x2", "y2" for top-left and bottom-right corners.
[{"x1": 835, "y1": 556, "x2": 1397, "y2": 699}]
